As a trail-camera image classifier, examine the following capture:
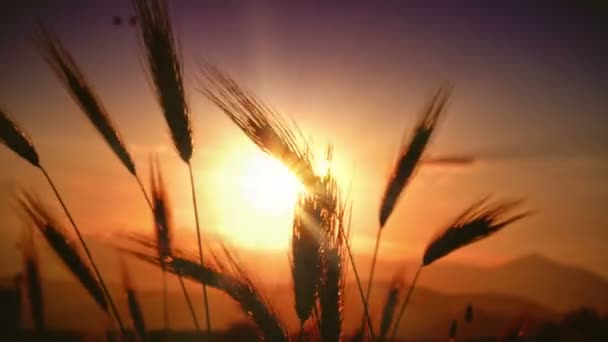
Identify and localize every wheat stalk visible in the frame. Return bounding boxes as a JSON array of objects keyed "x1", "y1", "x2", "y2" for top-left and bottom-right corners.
[
  {"x1": 133, "y1": 0, "x2": 192, "y2": 162},
  {"x1": 379, "y1": 269, "x2": 405, "y2": 341},
  {"x1": 0, "y1": 109, "x2": 40, "y2": 167},
  {"x1": 198, "y1": 64, "x2": 318, "y2": 188},
  {"x1": 133, "y1": 0, "x2": 211, "y2": 333},
  {"x1": 120, "y1": 257, "x2": 147, "y2": 341},
  {"x1": 150, "y1": 157, "x2": 172, "y2": 263},
  {"x1": 36, "y1": 26, "x2": 153, "y2": 209},
  {"x1": 450, "y1": 319, "x2": 458, "y2": 341},
  {"x1": 379, "y1": 86, "x2": 451, "y2": 228},
  {"x1": 423, "y1": 198, "x2": 530, "y2": 266},
  {"x1": 1, "y1": 108, "x2": 125, "y2": 332},
  {"x1": 363, "y1": 86, "x2": 452, "y2": 337},
  {"x1": 36, "y1": 26, "x2": 137, "y2": 176},
  {"x1": 291, "y1": 191, "x2": 322, "y2": 337},
  {"x1": 20, "y1": 223, "x2": 44, "y2": 332},
  {"x1": 149, "y1": 157, "x2": 172, "y2": 334},
  {"x1": 125, "y1": 245, "x2": 289, "y2": 342},
  {"x1": 317, "y1": 172, "x2": 347, "y2": 342},
  {"x1": 150, "y1": 157, "x2": 200, "y2": 331},
  {"x1": 390, "y1": 198, "x2": 531, "y2": 338},
  {"x1": 465, "y1": 303, "x2": 473, "y2": 323},
  {"x1": 19, "y1": 193, "x2": 109, "y2": 315}
]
